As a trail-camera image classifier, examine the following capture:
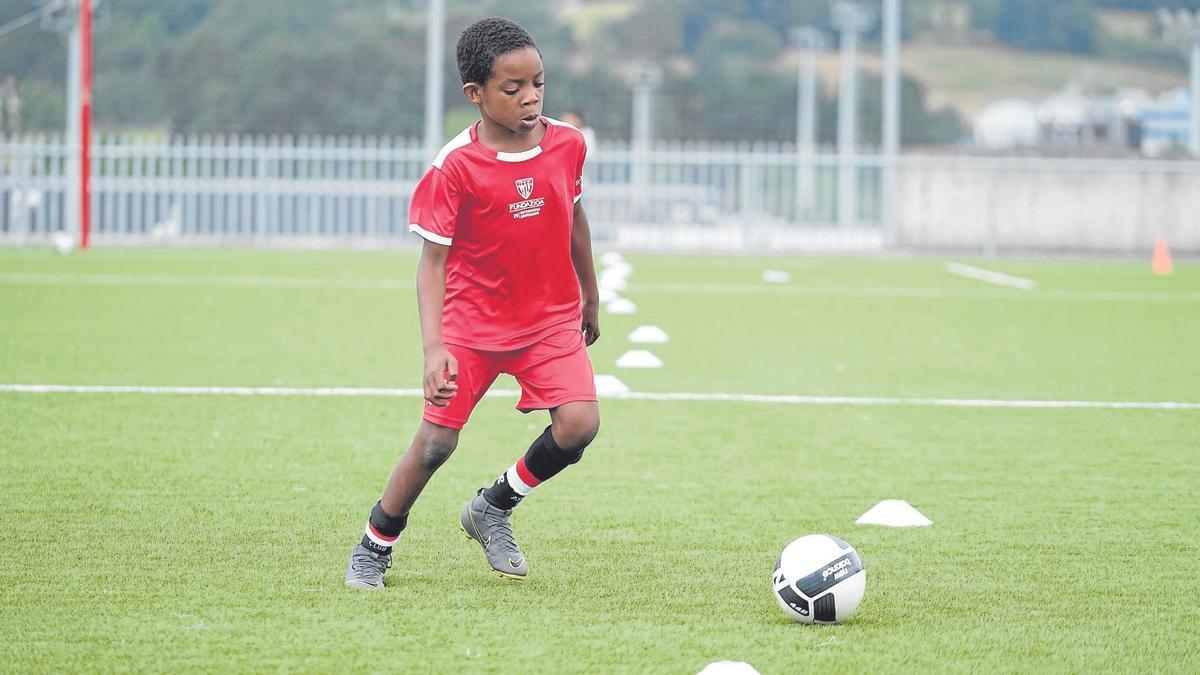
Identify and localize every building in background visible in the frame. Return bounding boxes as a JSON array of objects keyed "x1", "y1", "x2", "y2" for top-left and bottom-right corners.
[
  {"x1": 973, "y1": 99, "x2": 1041, "y2": 150},
  {"x1": 1139, "y1": 88, "x2": 1192, "y2": 156},
  {"x1": 973, "y1": 86, "x2": 1158, "y2": 155}
]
